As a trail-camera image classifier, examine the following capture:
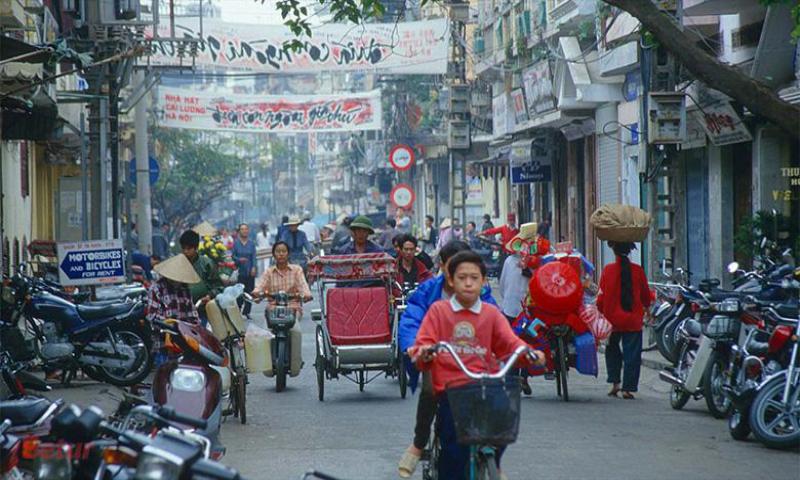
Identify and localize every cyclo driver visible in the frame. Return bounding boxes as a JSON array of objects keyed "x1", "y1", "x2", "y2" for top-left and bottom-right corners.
[{"x1": 409, "y1": 251, "x2": 546, "y2": 479}]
